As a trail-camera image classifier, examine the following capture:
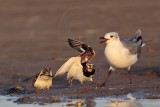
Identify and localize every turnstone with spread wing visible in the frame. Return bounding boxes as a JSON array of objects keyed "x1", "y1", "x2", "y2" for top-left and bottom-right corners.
[
  {"x1": 68, "y1": 39, "x2": 95, "y2": 62},
  {"x1": 54, "y1": 39, "x2": 97, "y2": 90}
]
